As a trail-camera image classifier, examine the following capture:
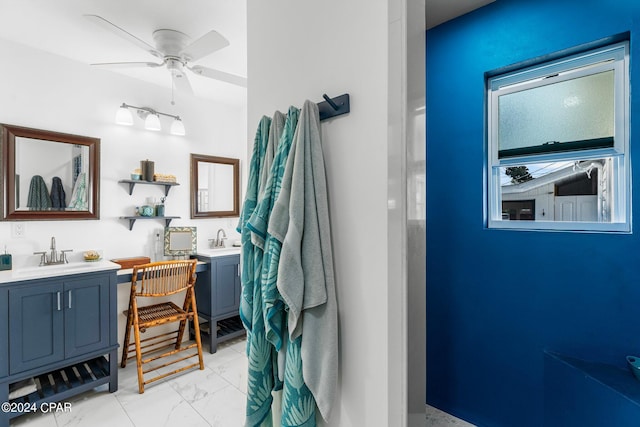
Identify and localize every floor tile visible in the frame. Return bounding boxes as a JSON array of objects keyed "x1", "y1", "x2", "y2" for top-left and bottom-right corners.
[
  {"x1": 9, "y1": 410, "x2": 57, "y2": 427},
  {"x1": 116, "y1": 381, "x2": 209, "y2": 427},
  {"x1": 55, "y1": 389, "x2": 133, "y2": 427},
  {"x1": 168, "y1": 366, "x2": 230, "y2": 404},
  {"x1": 191, "y1": 384, "x2": 246, "y2": 427}
]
